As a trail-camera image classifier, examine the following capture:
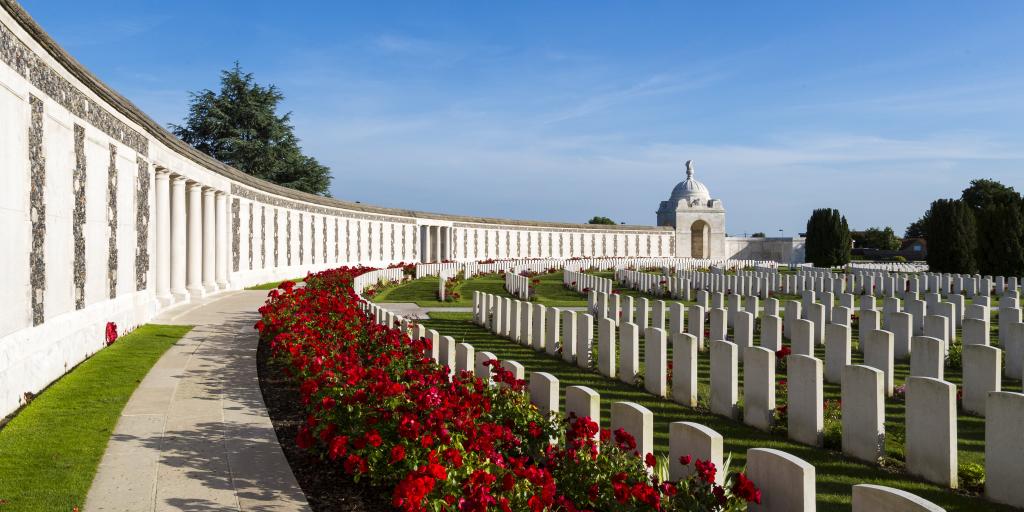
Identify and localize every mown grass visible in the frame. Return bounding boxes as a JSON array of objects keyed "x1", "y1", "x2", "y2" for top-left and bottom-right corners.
[
  {"x1": 245, "y1": 277, "x2": 306, "y2": 290},
  {"x1": 421, "y1": 311, "x2": 1014, "y2": 512},
  {"x1": 0, "y1": 324, "x2": 192, "y2": 512}
]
